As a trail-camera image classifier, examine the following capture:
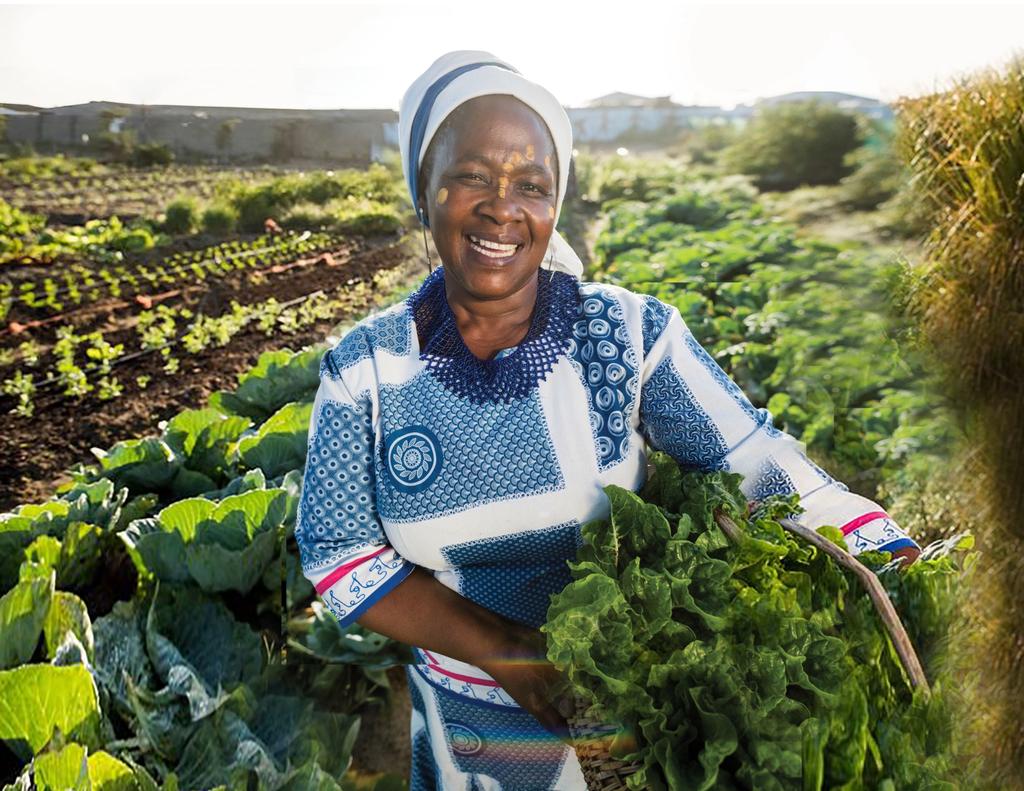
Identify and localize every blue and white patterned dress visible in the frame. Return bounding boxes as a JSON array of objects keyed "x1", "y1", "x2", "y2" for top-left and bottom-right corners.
[{"x1": 295, "y1": 266, "x2": 920, "y2": 790}]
